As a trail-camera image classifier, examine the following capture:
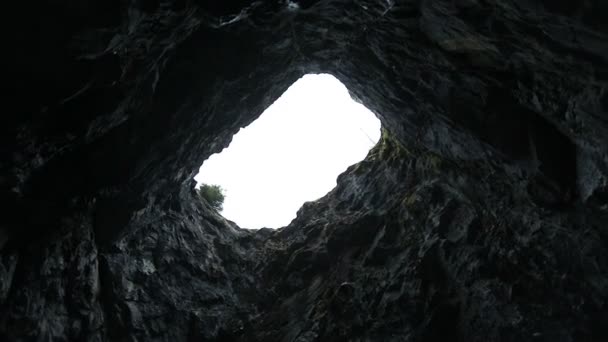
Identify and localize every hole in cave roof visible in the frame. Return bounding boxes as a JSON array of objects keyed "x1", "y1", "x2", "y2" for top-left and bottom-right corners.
[{"x1": 195, "y1": 73, "x2": 381, "y2": 229}]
